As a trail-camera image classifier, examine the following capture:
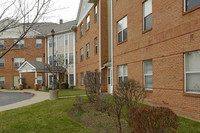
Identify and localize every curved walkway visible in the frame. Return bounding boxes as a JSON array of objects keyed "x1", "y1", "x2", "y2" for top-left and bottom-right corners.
[{"x1": 0, "y1": 89, "x2": 49, "y2": 112}]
